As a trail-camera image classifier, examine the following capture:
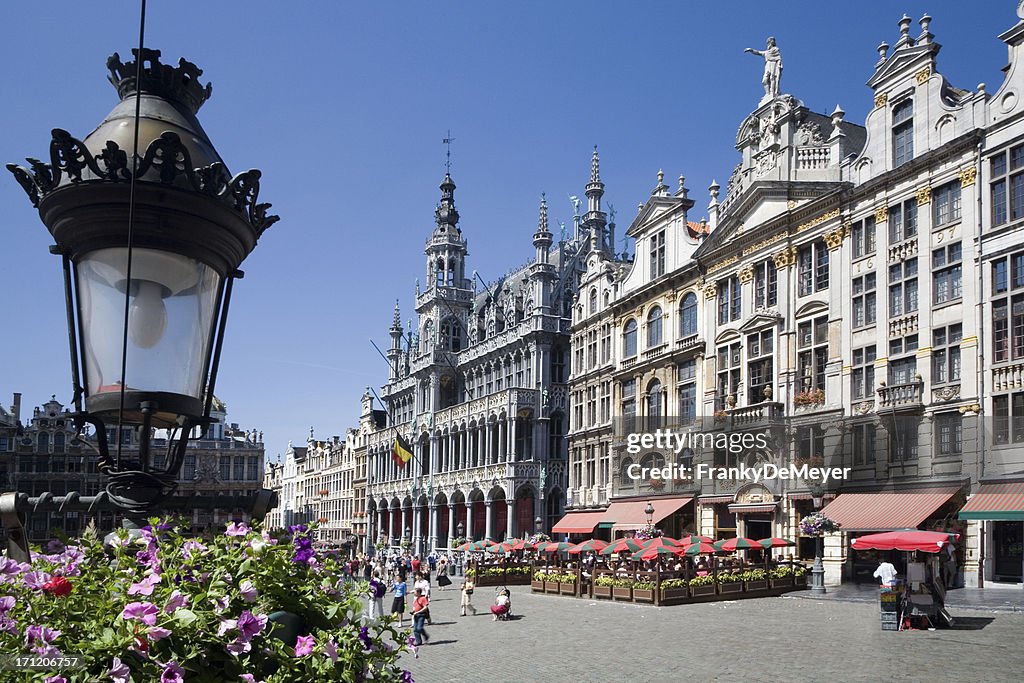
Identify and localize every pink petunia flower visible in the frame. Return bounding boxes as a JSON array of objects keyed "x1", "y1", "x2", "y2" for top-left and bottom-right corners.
[
  {"x1": 161, "y1": 660, "x2": 184, "y2": 683},
  {"x1": 122, "y1": 602, "x2": 159, "y2": 627},
  {"x1": 164, "y1": 590, "x2": 189, "y2": 614},
  {"x1": 148, "y1": 626, "x2": 173, "y2": 642},
  {"x1": 294, "y1": 634, "x2": 314, "y2": 657},
  {"x1": 324, "y1": 637, "x2": 339, "y2": 664},
  {"x1": 225, "y1": 522, "x2": 250, "y2": 537},
  {"x1": 239, "y1": 580, "x2": 257, "y2": 603},
  {"x1": 128, "y1": 573, "x2": 162, "y2": 596},
  {"x1": 108, "y1": 656, "x2": 131, "y2": 683}
]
